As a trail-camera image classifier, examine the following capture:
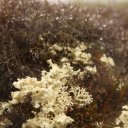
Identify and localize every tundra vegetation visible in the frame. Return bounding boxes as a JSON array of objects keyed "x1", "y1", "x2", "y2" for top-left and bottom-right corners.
[{"x1": 0, "y1": 0, "x2": 128, "y2": 128}]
